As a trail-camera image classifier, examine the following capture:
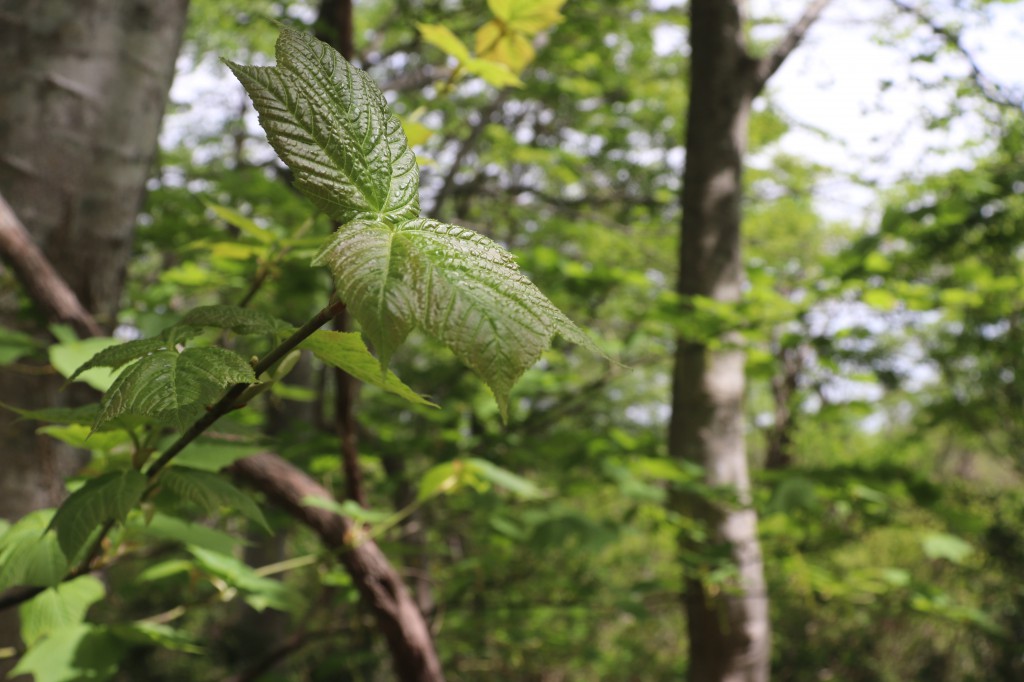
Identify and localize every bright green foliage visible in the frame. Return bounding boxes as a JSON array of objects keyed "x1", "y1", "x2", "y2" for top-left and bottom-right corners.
[
  {"x1": 0, "y1": 510, "x2": 67, "y2": 589},
  {"x1": 10, "y1": 623, "x2": 123, "y2": 682},
  {"x1": 300, "y1": 330, "x2": 435, "y2": 406},
  {"x1": 228, "y1": 29, "x2": 594, "y2": 418},
  {"x1": 47, "y1": 470, "x2": 147, "y2": 561},
  {"x1": 68, "y1": 337, "x2": 168, "y2": 382},
  {"x1": 19, "y1": 575, "x2": 106, "y2": 647},
  {"x1": 96, "y1": 347, "x2": 254, "y2": 430},
  {"x1": 158, "y1": 467, "x2": 270, "y2": 532}
]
